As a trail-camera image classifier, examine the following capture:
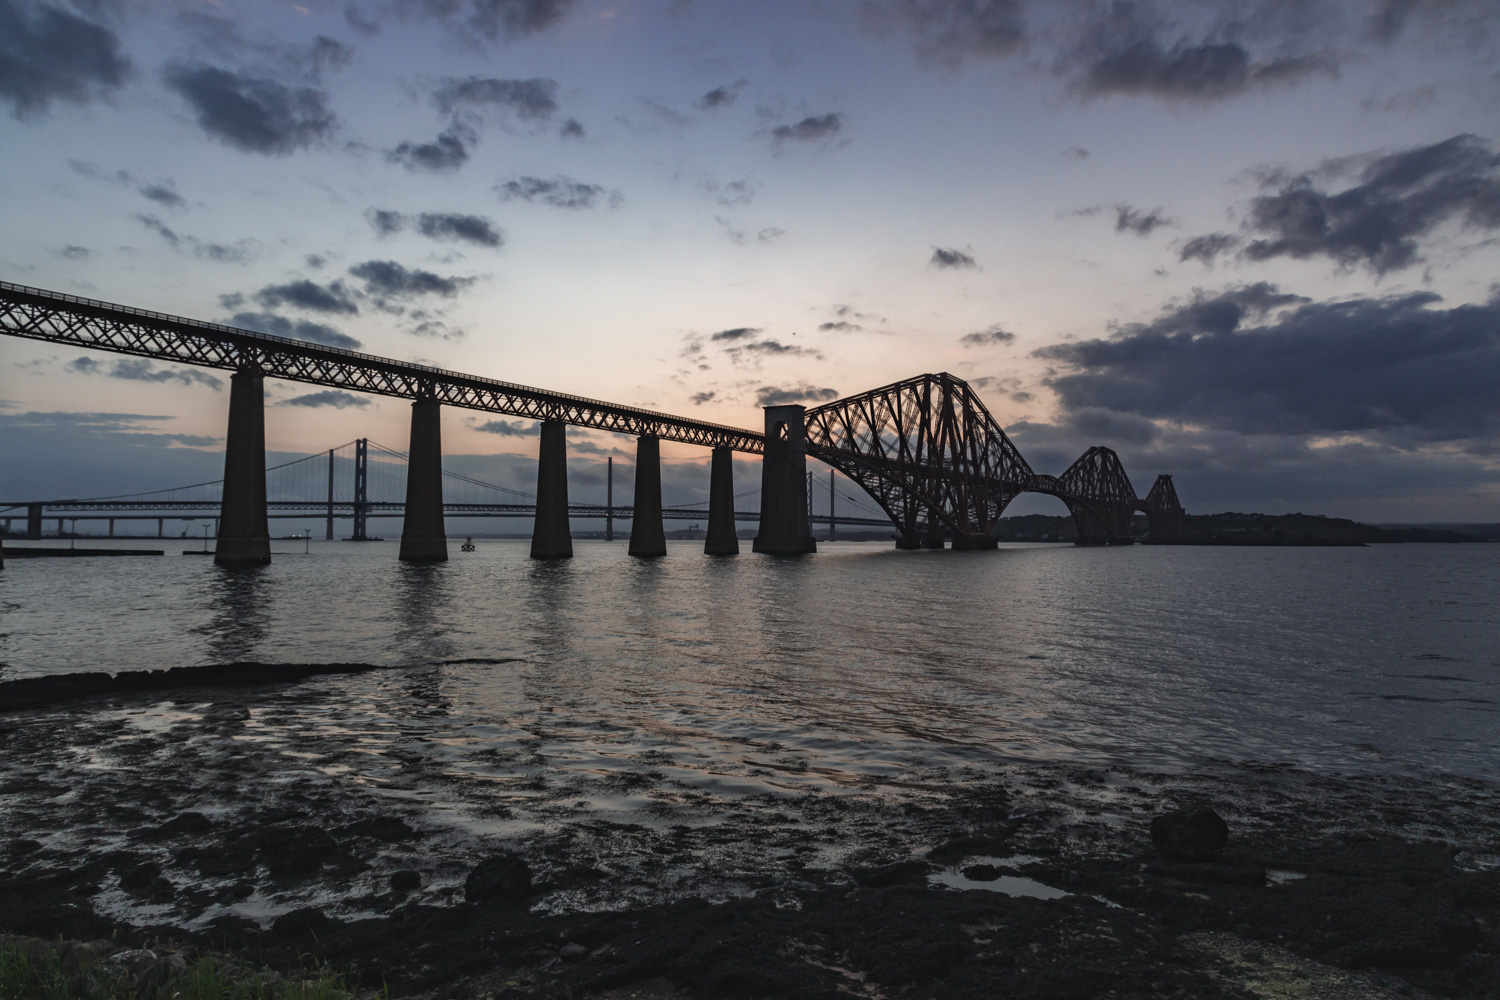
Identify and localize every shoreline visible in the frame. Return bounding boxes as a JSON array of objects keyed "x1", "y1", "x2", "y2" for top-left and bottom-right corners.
[{"x1": 2, "y1": 682, "x2": 1497, "y2": 998}]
